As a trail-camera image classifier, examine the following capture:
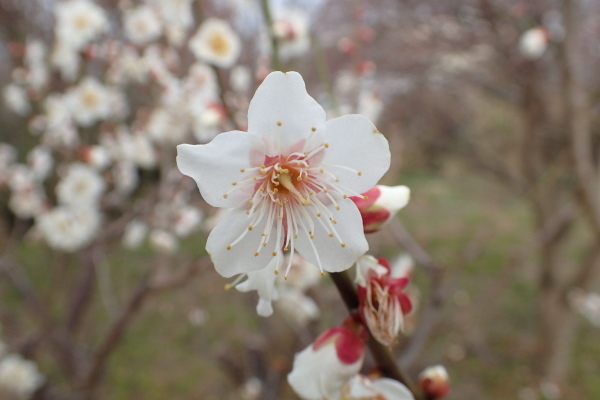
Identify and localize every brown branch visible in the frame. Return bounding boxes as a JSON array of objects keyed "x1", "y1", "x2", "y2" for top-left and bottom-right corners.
[
  {"x1": 78, "y1": 258, "x2": 209, "y2": 399},
  {"x1": 0, "y1": 256, "x2": 78, "y2": 378}
]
